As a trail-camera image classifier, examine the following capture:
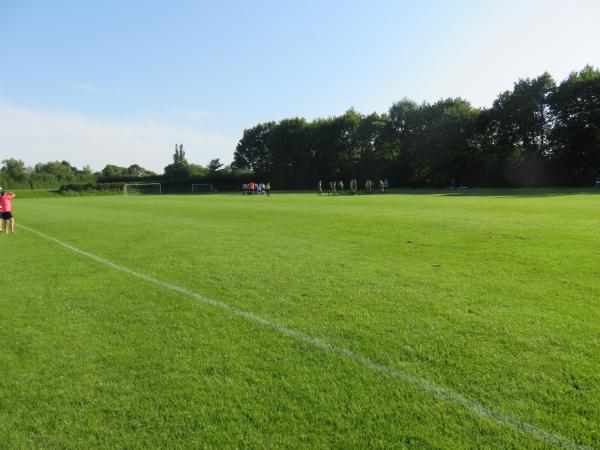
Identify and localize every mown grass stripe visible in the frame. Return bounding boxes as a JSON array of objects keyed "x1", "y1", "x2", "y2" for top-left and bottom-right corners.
[{"x1": 20, "y1": 223, "x2": 590, "y2": 450}]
